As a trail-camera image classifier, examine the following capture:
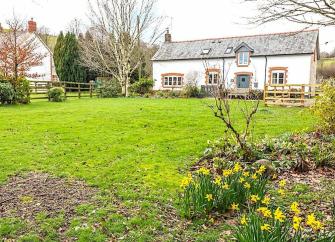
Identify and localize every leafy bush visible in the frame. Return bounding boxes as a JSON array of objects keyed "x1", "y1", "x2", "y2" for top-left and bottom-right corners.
[
  {"x1": 0, "y1": 82, "x2": 15, "y2": 104},
  {"x1": 48, "y1": 87, "x2": 65, "y2": 102},
  {"x1": 248, "y1": 89, "x2": 264, "y2": 100},
  {"x1": 181, "y1": 84, "x2": 201, "y2": 98},
  {"x1": 180, "y1": 162, "x2": 268, "y2": 218},
  {"x1": 129, "y1": 78, "x2": 154, "y2": 95},
  {"x1": 96, "y1": 78, "x2": 122, "y2": 98},
  {"x1": 313, "y1": 80, "x2": 335, "y2": 133},
  {"x1": 14, "y1": 79, "x2": 30, "y2": 104}
]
